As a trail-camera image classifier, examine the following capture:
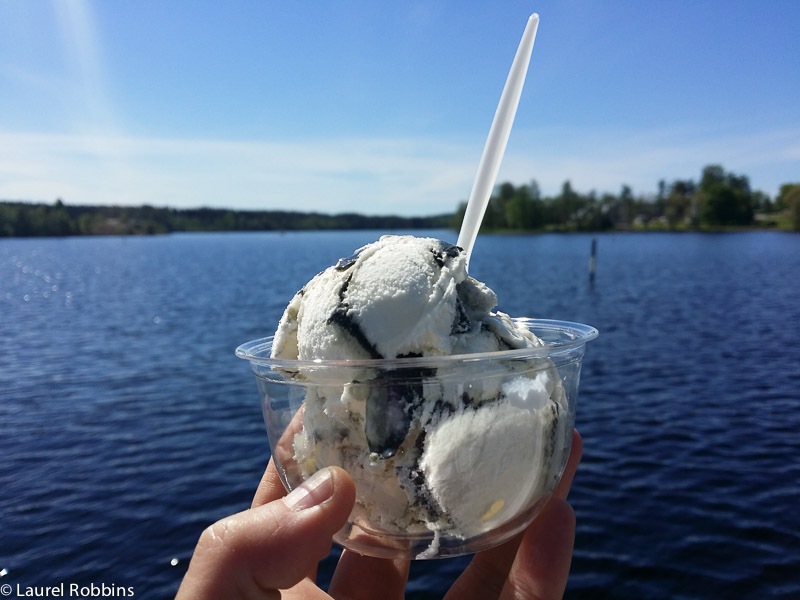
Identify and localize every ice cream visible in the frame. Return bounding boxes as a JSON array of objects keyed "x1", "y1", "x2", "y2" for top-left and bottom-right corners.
[{"x1": 270, "y1": 235, "x2": 570, "y2": 543}]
